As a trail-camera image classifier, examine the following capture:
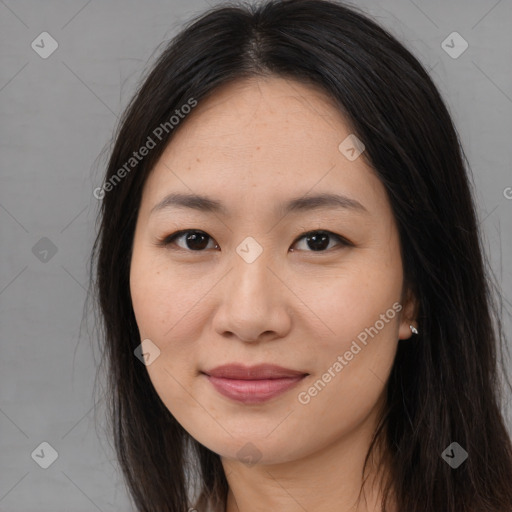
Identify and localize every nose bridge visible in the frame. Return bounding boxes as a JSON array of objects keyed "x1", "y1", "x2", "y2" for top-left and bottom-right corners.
[
  {"x1": 230, "y1": 236, "x2": 276, "y2": 308},
  {"x1": 212, "y1": 235, "x2": 291, "y2": 341}
]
